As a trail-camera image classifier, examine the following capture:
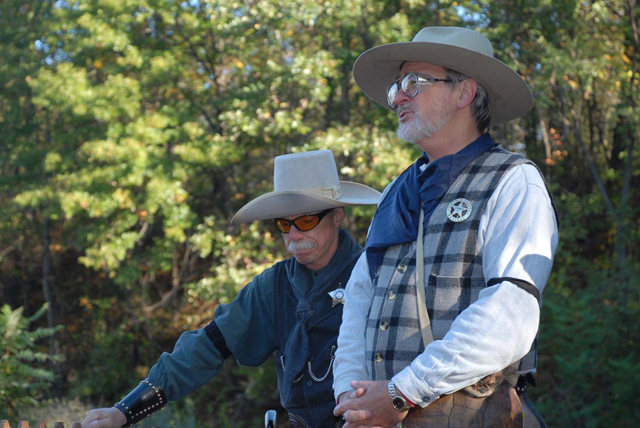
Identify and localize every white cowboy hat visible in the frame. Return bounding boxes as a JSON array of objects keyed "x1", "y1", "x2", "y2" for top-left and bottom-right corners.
[
  {"x1": 352, "y1": 26, "x2": 533, "y2": 125},
  {"x1": 231, "y1": 150, "x2": 381, "y2": 224}
]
